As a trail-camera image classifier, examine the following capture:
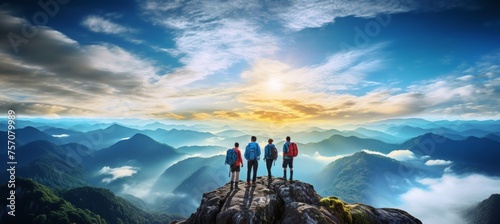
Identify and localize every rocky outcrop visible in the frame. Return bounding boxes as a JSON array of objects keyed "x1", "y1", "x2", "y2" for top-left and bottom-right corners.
[
  {"x1": 464, "y1": 194, "x2": 500, "y2": 224},
  {"x1": 173, "y1": 177, "x2": 422, "y2": 224}
]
